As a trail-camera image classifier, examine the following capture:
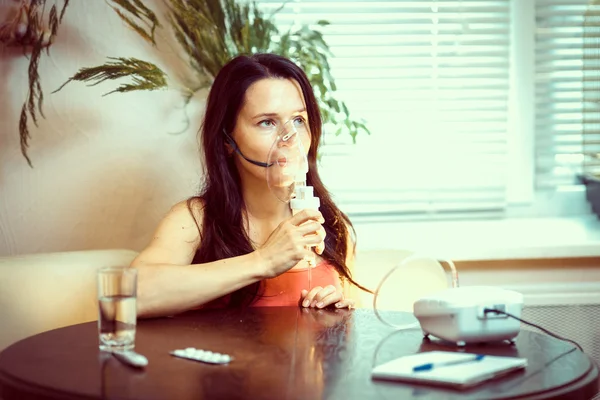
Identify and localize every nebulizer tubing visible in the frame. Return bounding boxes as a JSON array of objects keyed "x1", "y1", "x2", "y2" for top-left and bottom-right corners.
[
  {"x1": 372, "y1": 254, "x2": 459, "y2": 330},
  {"x1": 369, "y1": 259, "x2": 459, "y2": 379}
]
